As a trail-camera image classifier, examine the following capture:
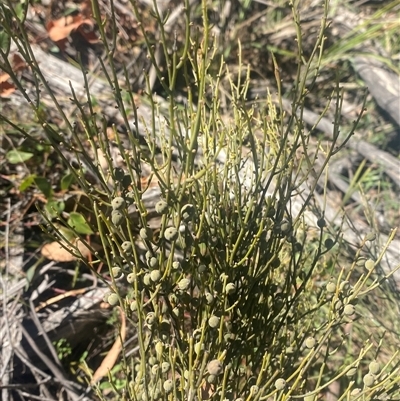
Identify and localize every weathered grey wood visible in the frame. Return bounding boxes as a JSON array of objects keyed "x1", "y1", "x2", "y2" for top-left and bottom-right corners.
[{"x1": 353, "y1": 56, "x2": 400, "y2": 127}]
